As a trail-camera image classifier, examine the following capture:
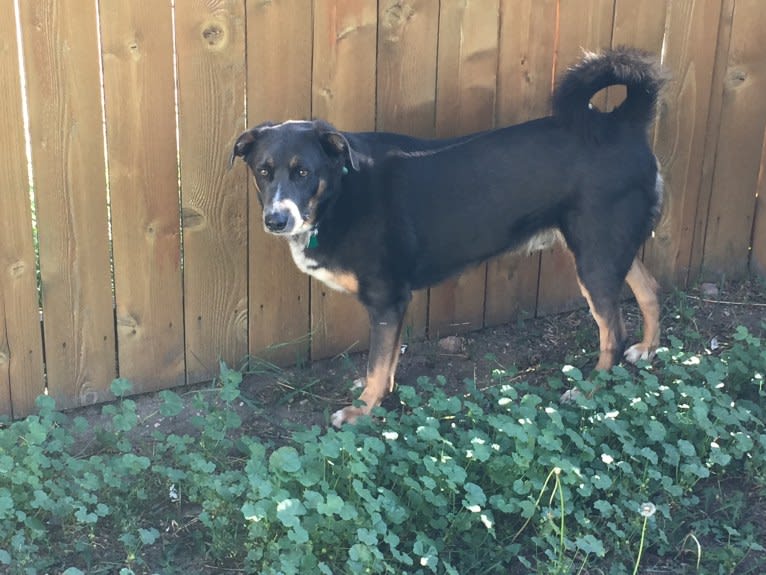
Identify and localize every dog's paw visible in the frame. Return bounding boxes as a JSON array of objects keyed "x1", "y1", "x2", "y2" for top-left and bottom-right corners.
[
  {"x1": 624, "y1": 343, "x2": 656, "y2": 364},
  {"x1": 331, "y1": 405, "x2": 367, "y2": 428}
]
